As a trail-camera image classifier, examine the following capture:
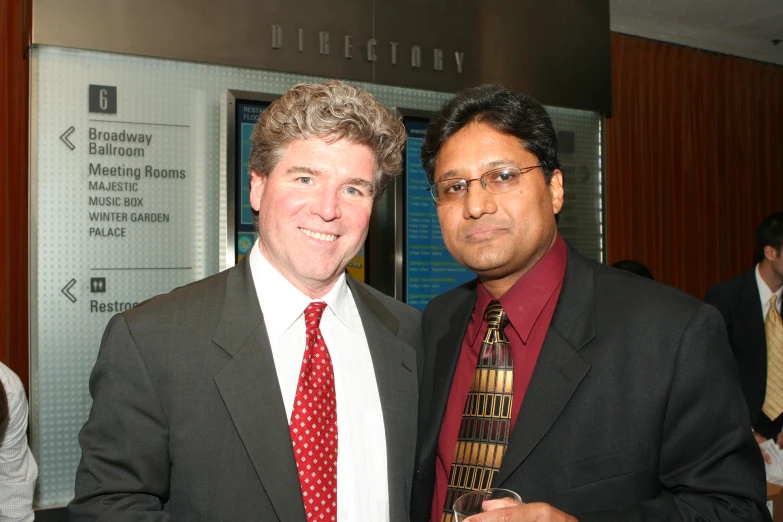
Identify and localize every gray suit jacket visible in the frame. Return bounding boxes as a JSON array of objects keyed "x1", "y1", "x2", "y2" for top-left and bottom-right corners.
[
  {"x1": 69, "y1": 257, "x2": 423, "y2": 521},
  {"x1": 411, "y1": 245, "x2": 770, "y2": 521}
]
